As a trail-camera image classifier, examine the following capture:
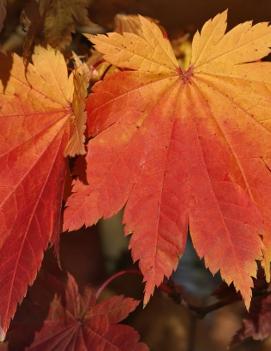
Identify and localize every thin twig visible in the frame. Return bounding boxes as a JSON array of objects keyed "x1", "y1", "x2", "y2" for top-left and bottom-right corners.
[
  {"x1": 96, "y1": 269, "x2": 271, "y2": 318},
  {"x1": 95, "y1": 269, "x2": 141, "y2": 299},
  {"x1": 186, "y1": 289, "x2": 271, "y2": 319}
]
